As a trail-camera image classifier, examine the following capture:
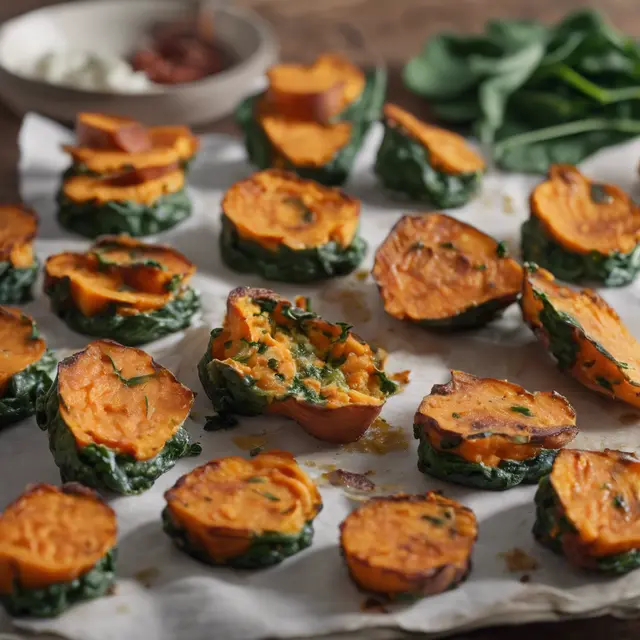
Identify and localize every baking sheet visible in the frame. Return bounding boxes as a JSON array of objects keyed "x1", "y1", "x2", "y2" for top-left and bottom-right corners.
[{"x1": 2, "y1": 113, "x2": 640, "y2": 640}]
